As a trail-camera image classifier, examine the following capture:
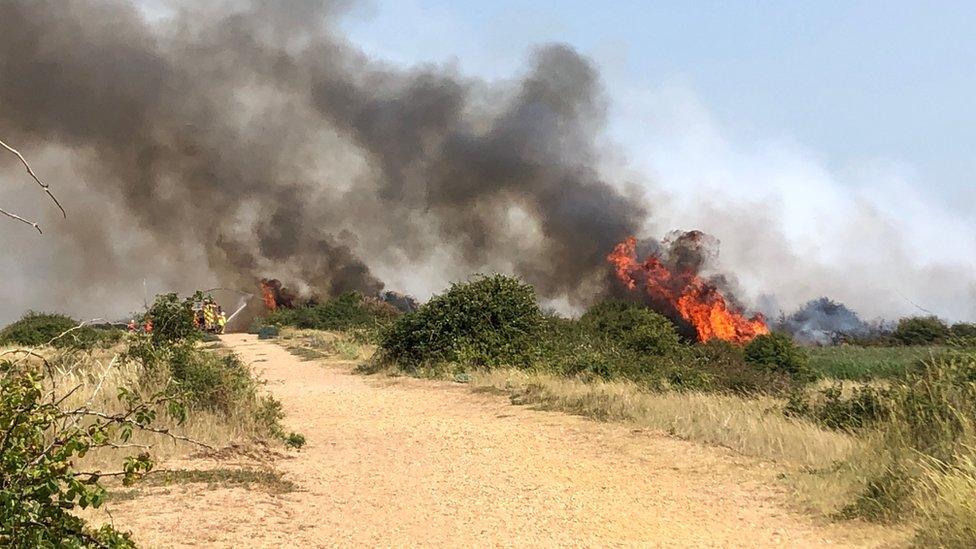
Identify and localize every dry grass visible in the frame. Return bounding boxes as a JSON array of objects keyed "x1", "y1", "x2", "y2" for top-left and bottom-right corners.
[
  {"x1": 5, "y1": 340, "x2": 271, "y2": 475},
  {"x1": 278, "y1": 327, "x2": 370, "y2": 361},
  {"x1": 470, "y1": 368, "x2": 857, "y2": 470},
  {"x1": 911, "y1": 453, "x2": 976, "y2": 546}
]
